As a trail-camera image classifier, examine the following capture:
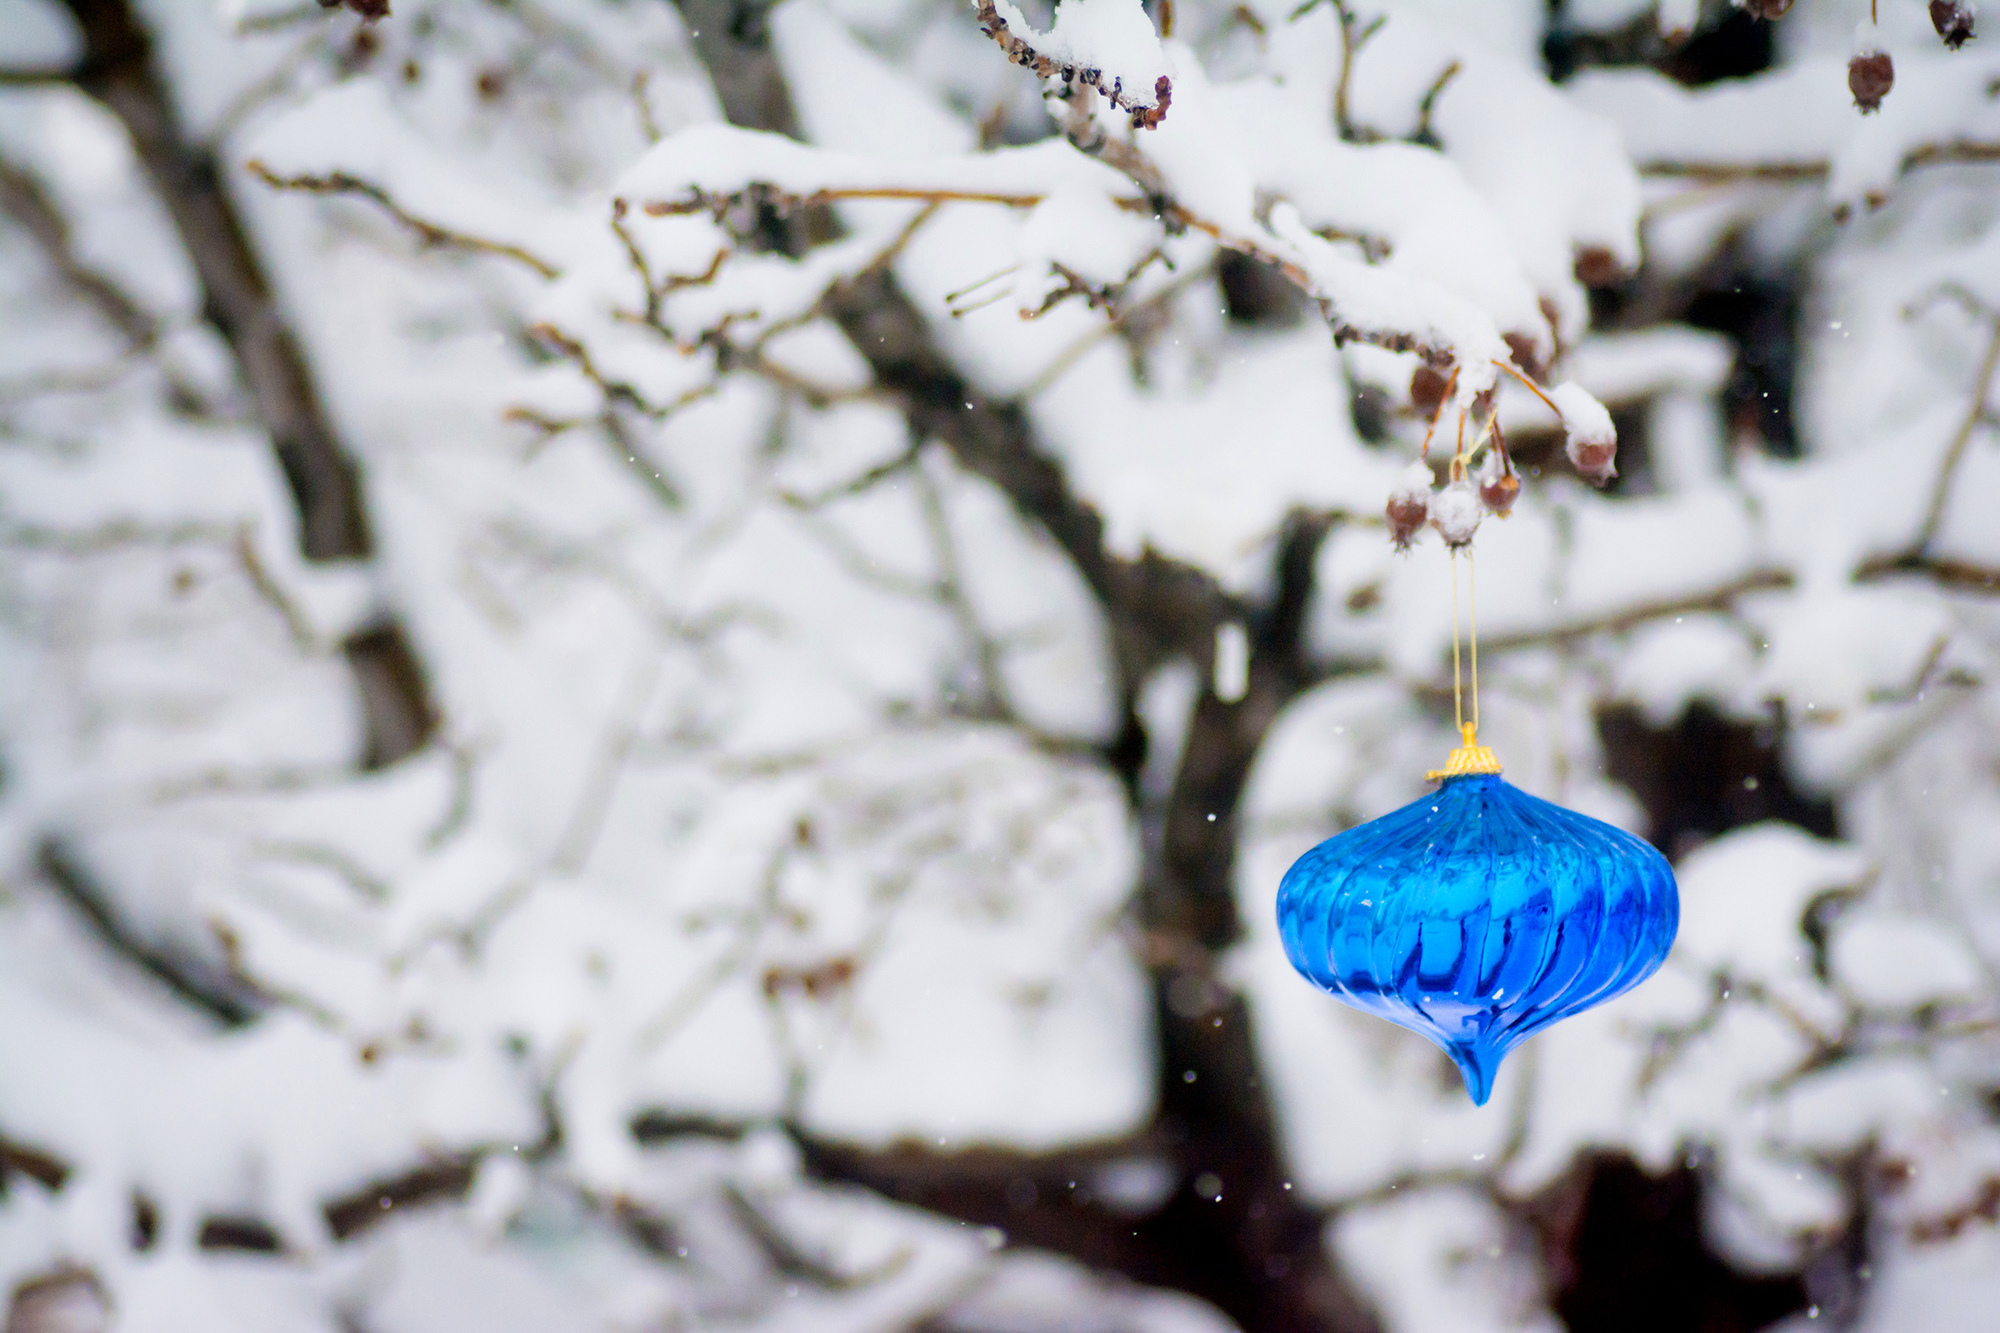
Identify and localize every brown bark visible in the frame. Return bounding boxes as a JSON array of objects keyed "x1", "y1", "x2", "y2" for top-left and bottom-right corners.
[
  {"x1": 52, "y1": 0, "x2": 436, "y2": 766},
  {"x1": 59, "y1": 0, "x2": 370, "y2": 562}
]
